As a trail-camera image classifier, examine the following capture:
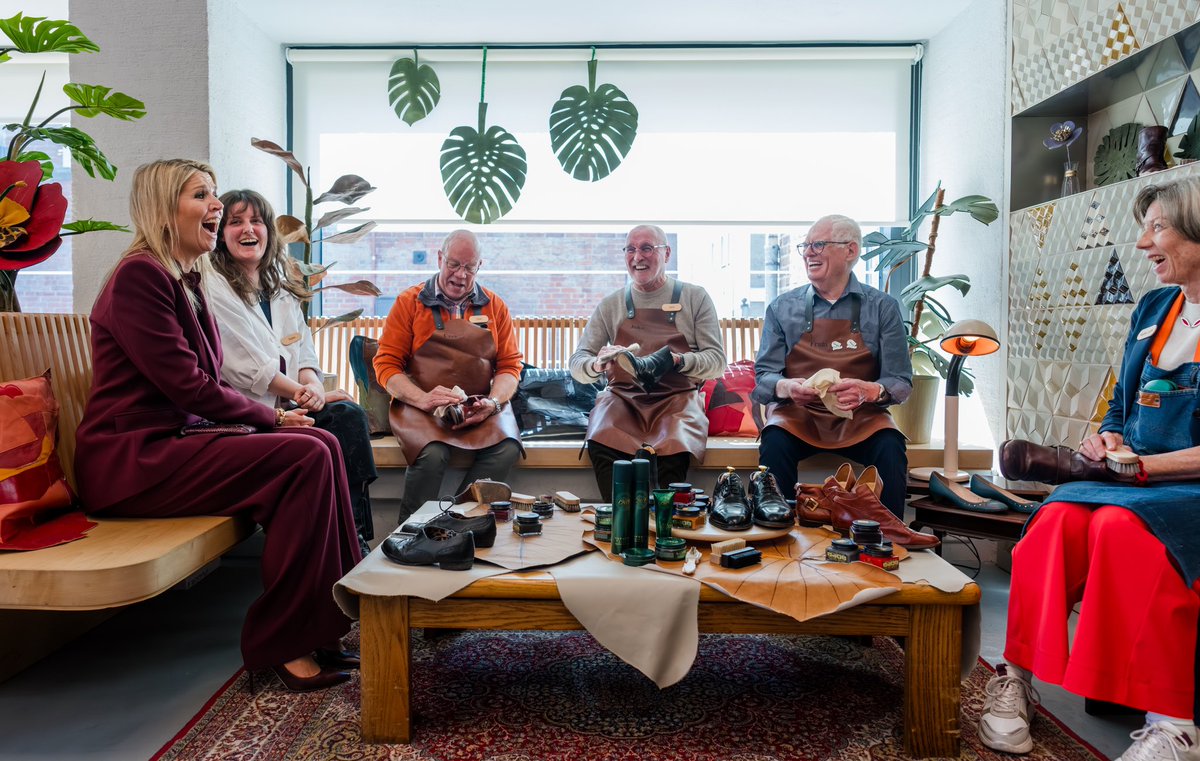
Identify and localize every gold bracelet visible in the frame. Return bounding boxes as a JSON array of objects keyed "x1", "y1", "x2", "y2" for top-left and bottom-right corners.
[{"x1": 275, "y1": 407, "x2": 285, "y2": 427}]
